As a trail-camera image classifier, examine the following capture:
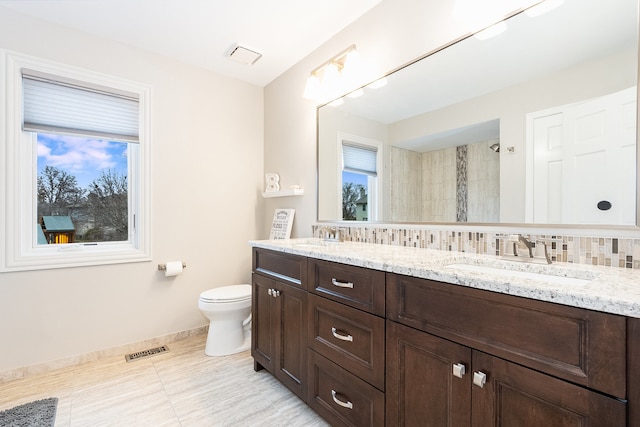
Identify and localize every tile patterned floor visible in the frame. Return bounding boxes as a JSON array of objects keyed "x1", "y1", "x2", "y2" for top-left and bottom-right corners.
[{"x1": 0, "y1": 334, "x2": 329, "y2": 426}]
